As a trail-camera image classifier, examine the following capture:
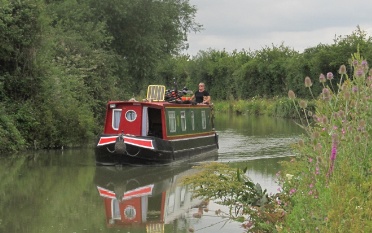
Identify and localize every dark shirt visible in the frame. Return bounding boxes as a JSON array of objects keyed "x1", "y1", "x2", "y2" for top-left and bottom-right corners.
[{"x1": 194, "y1": 90, "x2": 209, "y2": 103}]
